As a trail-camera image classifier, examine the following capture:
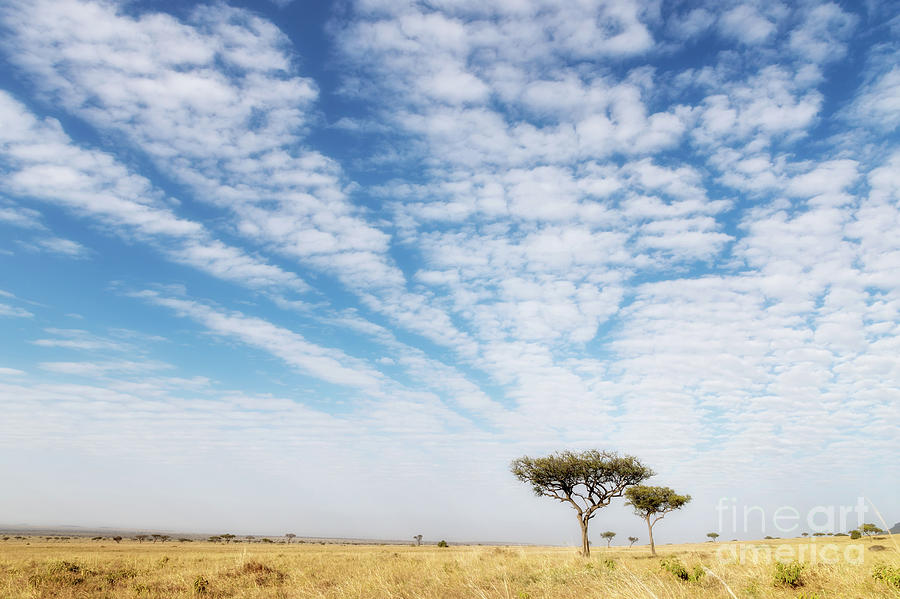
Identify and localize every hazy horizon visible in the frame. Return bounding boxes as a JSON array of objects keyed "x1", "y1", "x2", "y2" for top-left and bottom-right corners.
[{"x1": 0, "y1": 0, "x2": 897, "y2": 548}]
